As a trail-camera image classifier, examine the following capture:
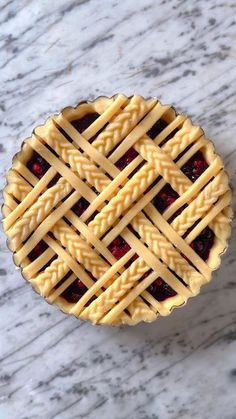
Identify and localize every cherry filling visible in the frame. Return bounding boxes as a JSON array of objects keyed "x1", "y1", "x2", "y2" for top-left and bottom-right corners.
[
  {"x1": 71, "y1": 113, "x2": 100, "y2": 133},
  {"x1": 190, "y1": 227, "x2": 214, "y2": 261},
  {"x1": 108, "y1": 236, "x2": 131, "y2": 260},
  {"x1": 116, "y1": 147, "x2": 139, "y2": 171},
  {"x1": 152, "y1": 152, "x2": 209, "y2": 215},
  {"x1": 152, "y1": 184, "x2": 179, "y2": 214},
  {"x1": 61, "y1": 279, "x2": 87, "y2": 303},
  {"x1": 28, "y1": 241, "x2": 48, "y2": 262},
  {"x1": 115, "y1": 119, "x2": 169, "y2": 171},
  {"x1": 70, "y1": 112, "x2": 107, "y2": 143},
  {"x1": 71, "y1": 197, "x2": 89, "y2": 217},
  {"x1": 181, "y1": 151, "x2": 208, "y2": 182},
  {"x1": 147, "y1": 277, "x2": 177, "y2": 301},
  {"x1": 27, "y1": 152, "x2": 50, "y2": 179},
  {"x1": 61, "y1": 237, "x2": 132, "y2": 304},
  {"x1": 147, "y1": 119, "x2": 168, "y2": 139}
]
